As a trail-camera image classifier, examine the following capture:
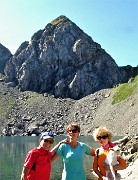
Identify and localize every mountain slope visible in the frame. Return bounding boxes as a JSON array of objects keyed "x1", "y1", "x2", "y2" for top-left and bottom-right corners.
[{"x1": 0, "y1": 75, "x2": 138, "y2": 136}]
